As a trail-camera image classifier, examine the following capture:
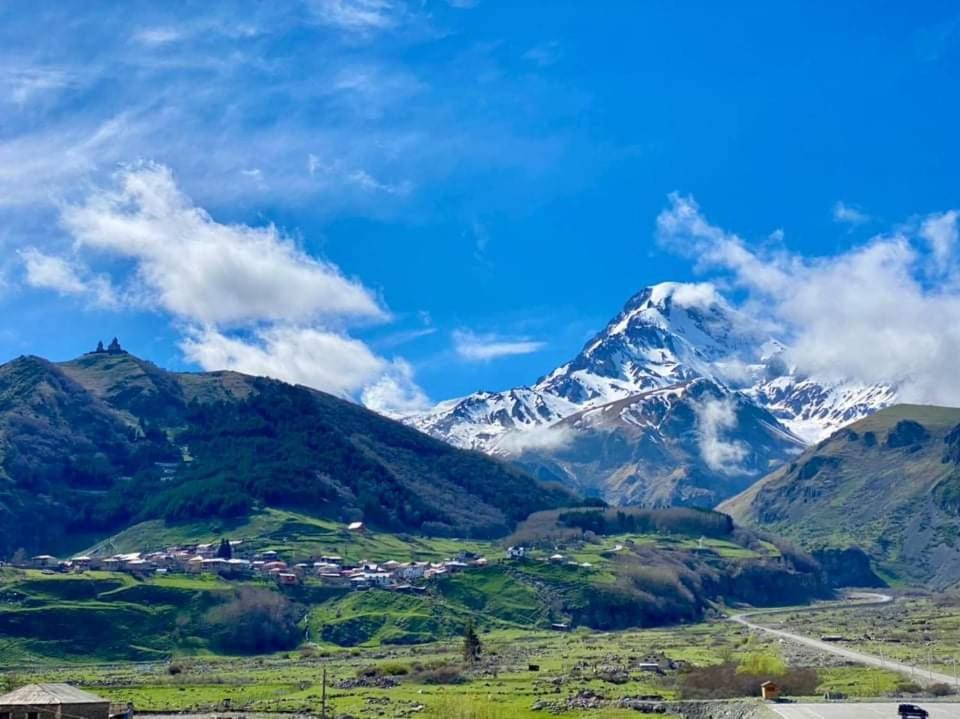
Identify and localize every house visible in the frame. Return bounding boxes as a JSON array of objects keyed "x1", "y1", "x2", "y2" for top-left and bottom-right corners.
[
  {"x1": 365, "y1": 572, "x2": 392, "y2": 587},
  {"x1": 347, "y1": 521, "x2": 365, "y2": 532},
  {"x1": 0, "y1": 684, "x2": 112, "y2": 719},
  {"x1": 224, "y1": 559, "x2": 252, "y2": 576},
  {"x1": 318, "y1": 572, "x2": 350, "y2": 586},
  {"x1": 549, "y1": 554, "x2": 566, "y2": 563},
  {"x1": 398, "y1": 562, "x2": 428, "y2": 581},
  {"x1": 276, "y1": 572, "x2": 298, "y2": 586},
  {"x1": 760, "y1": 681, "x2": 780, "y2": 701},
  {"x1": 31, "y1": 555, "x2": 57, "y2": 569},
  {"x1": 506, "y1": 546, "x2": 526, "y2": 560}
]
